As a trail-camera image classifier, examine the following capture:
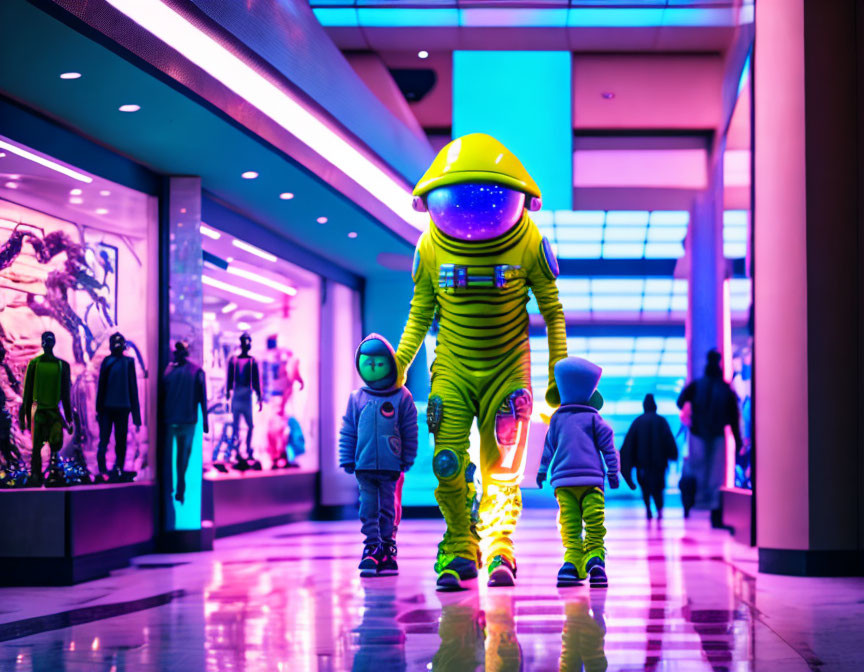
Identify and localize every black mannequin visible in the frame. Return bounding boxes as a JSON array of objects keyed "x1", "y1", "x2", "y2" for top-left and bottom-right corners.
[
  {"x1": 226, "y1": 332, "x2": 262, "y2": 468},
  {"x1": 19, "y1": 331, "x2": 72, "y2": 487},
  {"x1": 0, "y1": 343, "x2": 22, "y2": 466},
  {"x1": 96, "y1": 332, "x2": 141, "y2": 480},
  {"x1": 163, "y1": 341, "x2": 208, "y2": 504}
]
